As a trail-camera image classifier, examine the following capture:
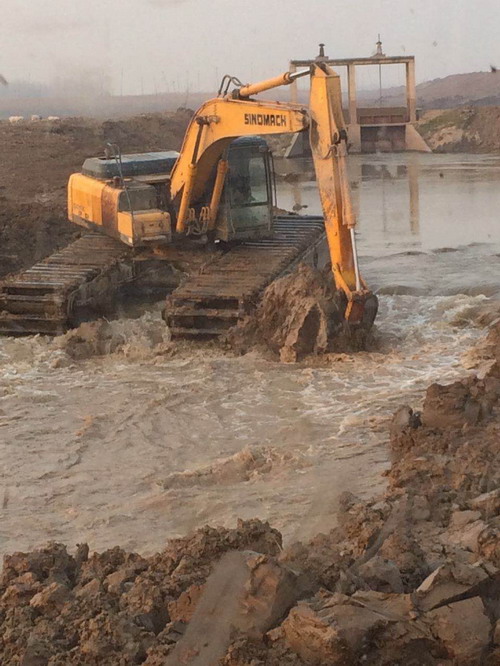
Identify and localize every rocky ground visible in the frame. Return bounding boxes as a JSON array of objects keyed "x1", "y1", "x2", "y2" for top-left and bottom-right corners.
[
  {"x1": 0, "y1": 111, "x2": 191, "y2": 277},
  {"x1": 1, "y1": 320, "x2": 498, "y2": 665}
]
